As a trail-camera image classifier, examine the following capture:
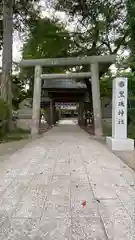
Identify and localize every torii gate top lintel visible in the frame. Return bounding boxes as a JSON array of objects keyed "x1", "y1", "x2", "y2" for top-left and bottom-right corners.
[{"x1": 20, "y1": 55, "x2": 116, "y2": 67}]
